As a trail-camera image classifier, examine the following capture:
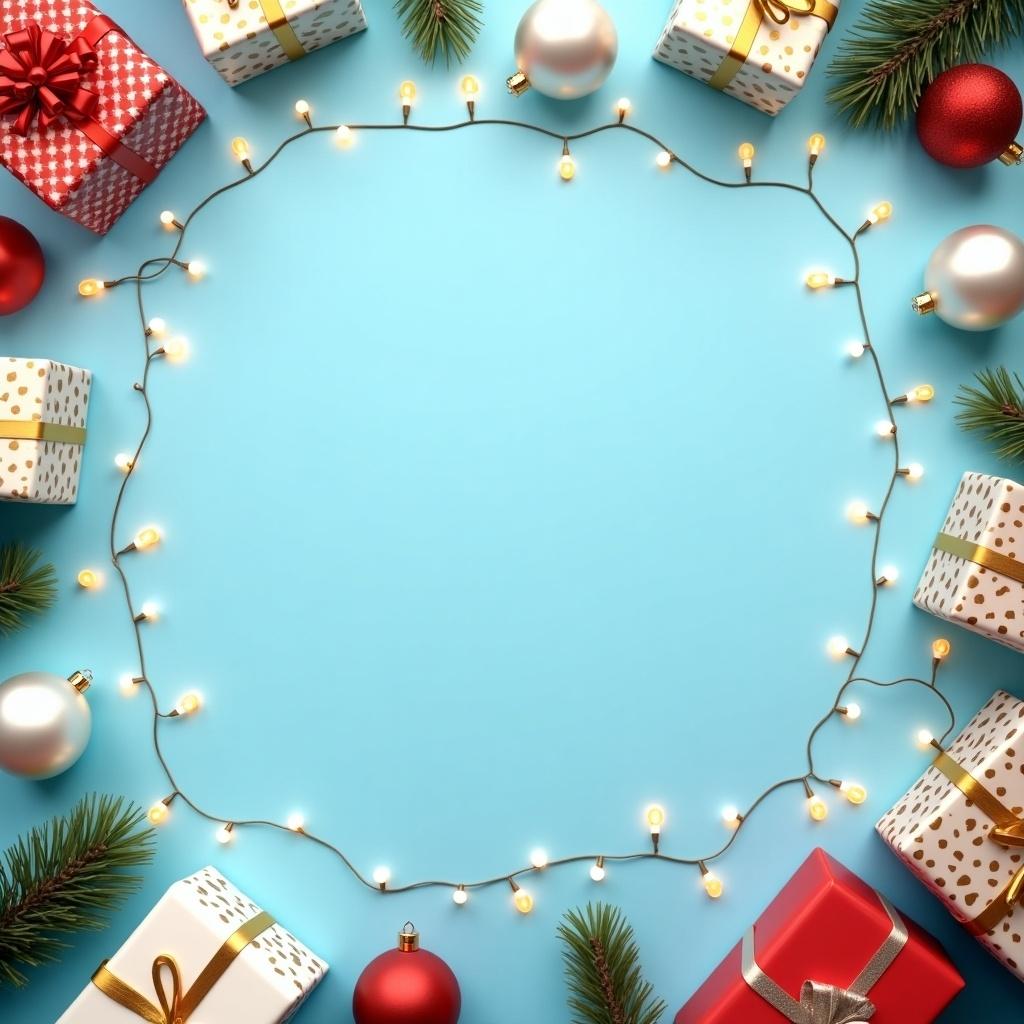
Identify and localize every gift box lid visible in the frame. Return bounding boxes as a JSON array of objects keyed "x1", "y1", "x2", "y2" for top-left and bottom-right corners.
[
  {"x1": 675, "y1": 848, "x2": 964, "y2": 1024},
  {"x1": 1, "y1": 357, "x2": 91, "y2": 427}
]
